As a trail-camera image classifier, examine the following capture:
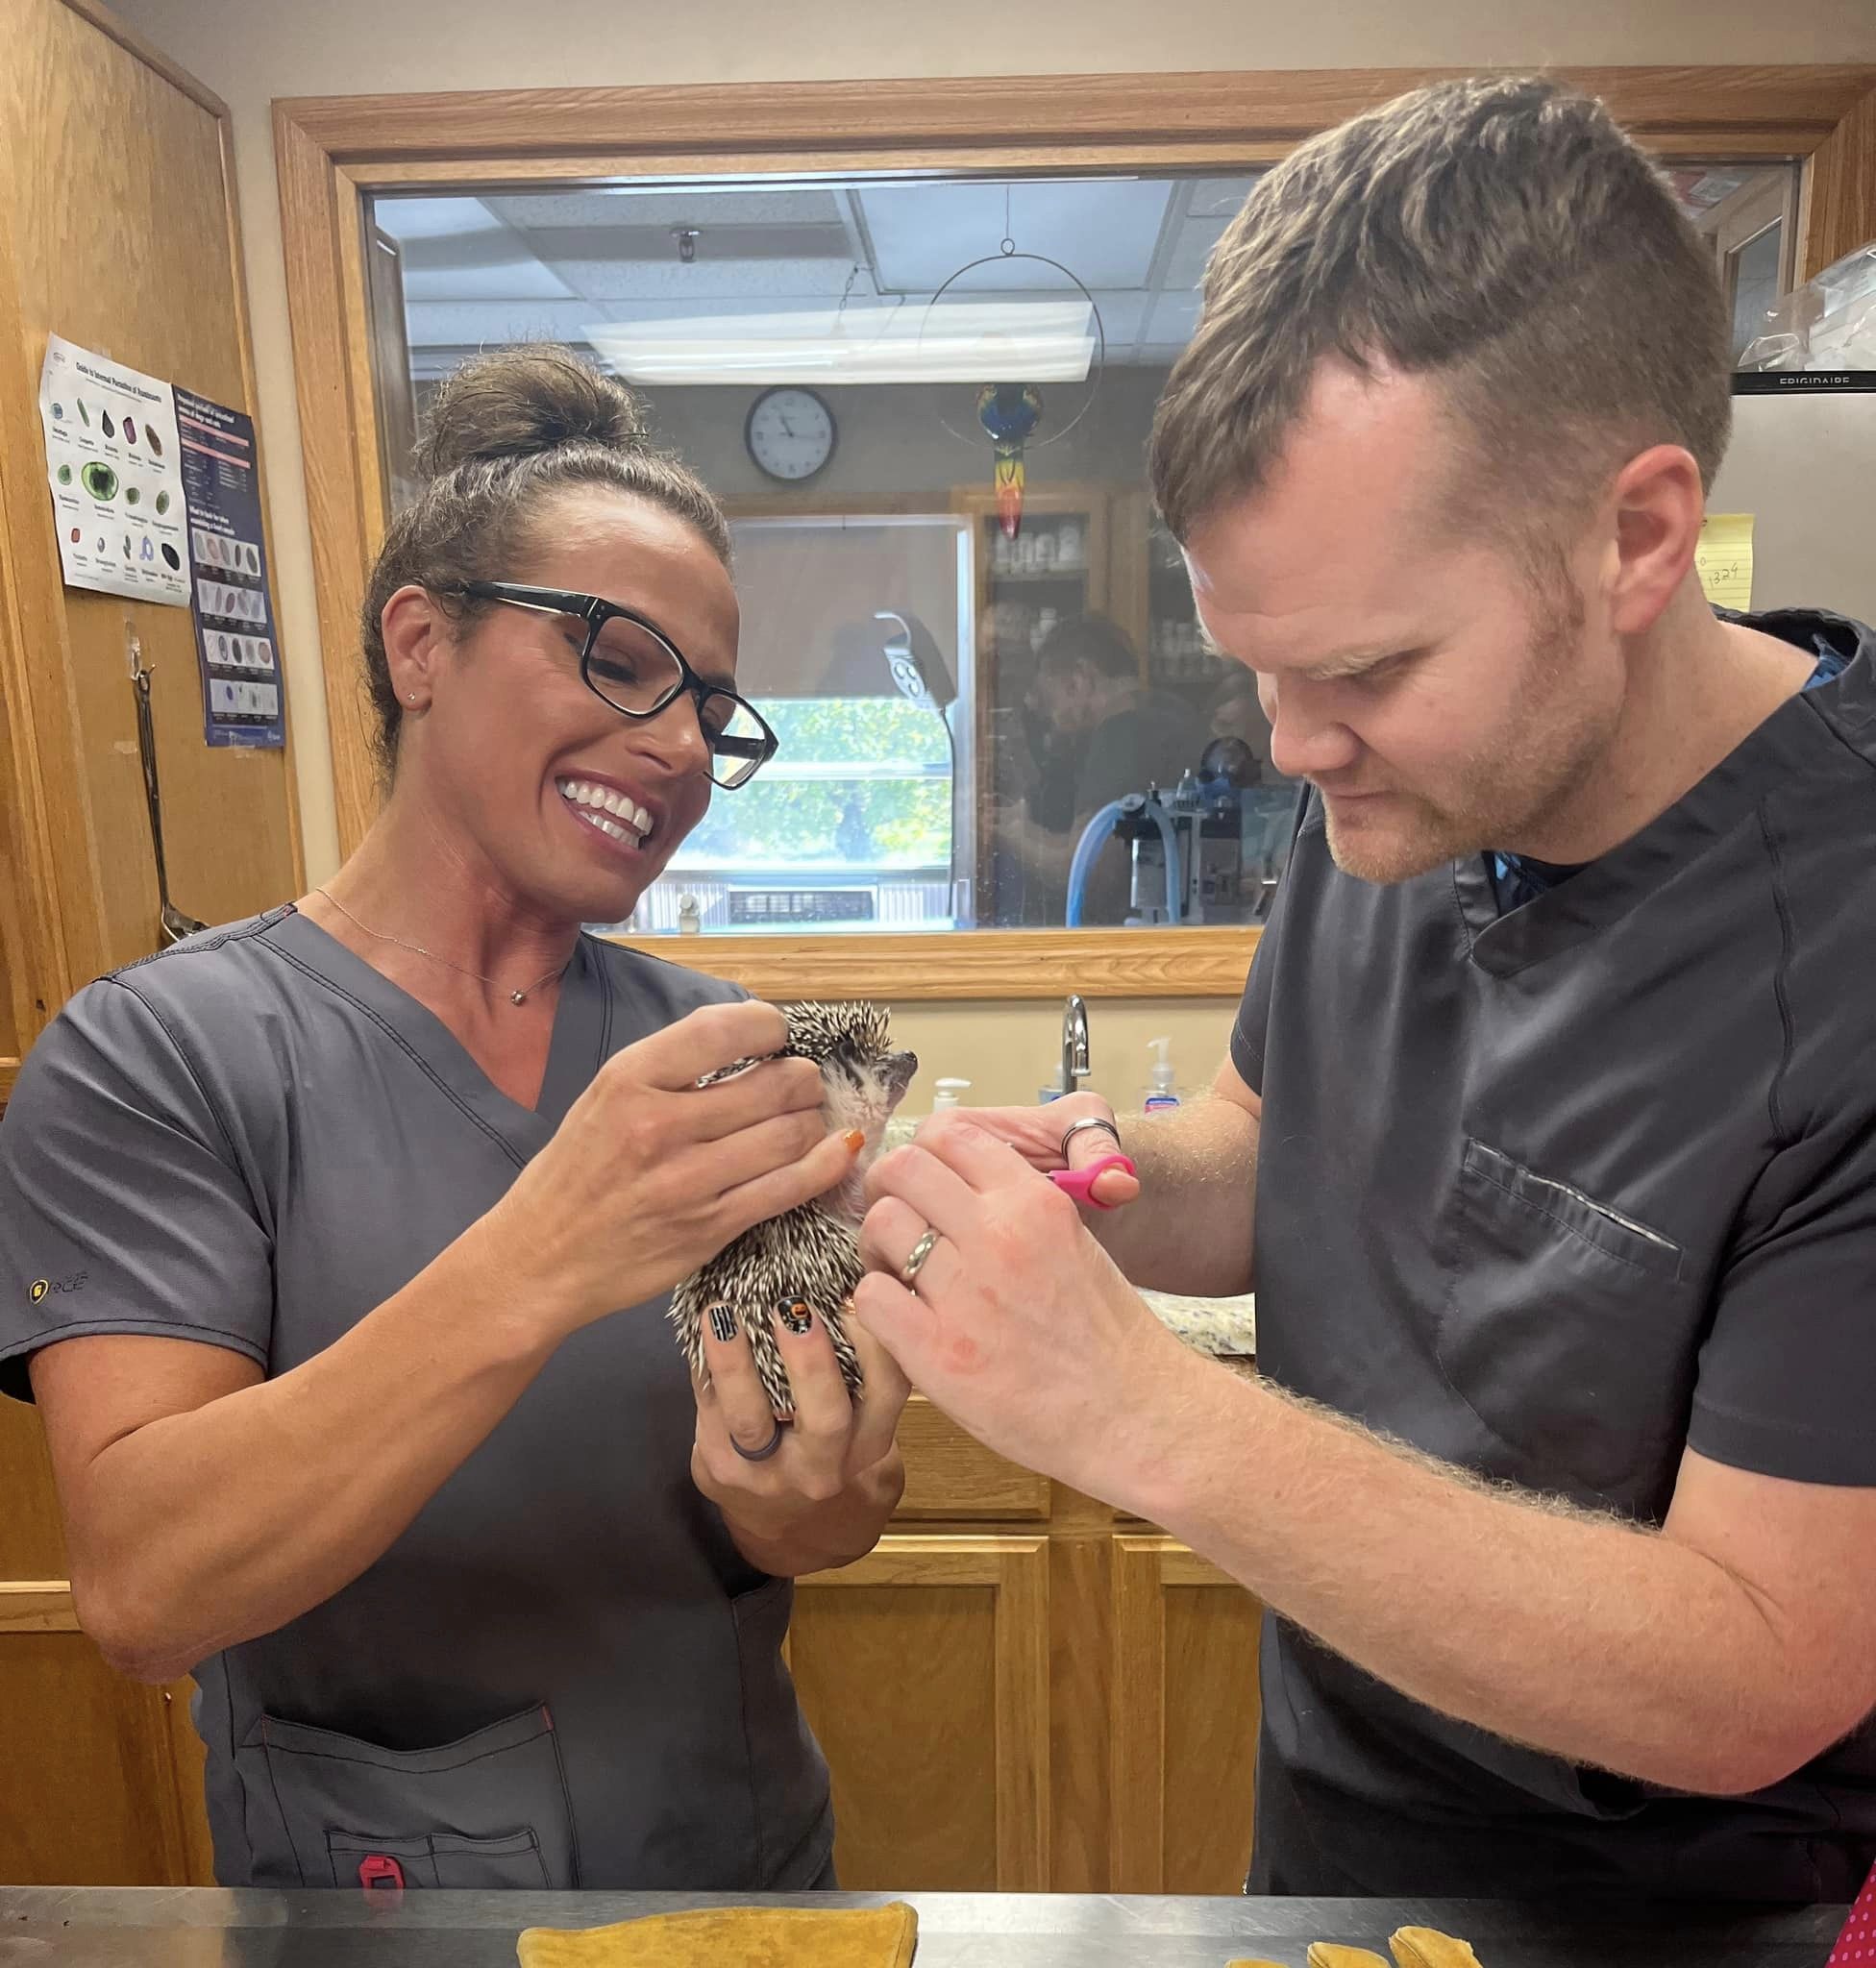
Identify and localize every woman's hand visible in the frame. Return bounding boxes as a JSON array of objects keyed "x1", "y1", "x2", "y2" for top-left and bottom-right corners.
[
  {"x1": 690, "y1": 1300, "x2": 909, "y2": 1577},
  {"x1": 480, "y1": 1001, "x2": 863, "y2": 1341},
  {"x1": 917, "y1": 1091, "x2": 1141, "y2": 1210}
]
